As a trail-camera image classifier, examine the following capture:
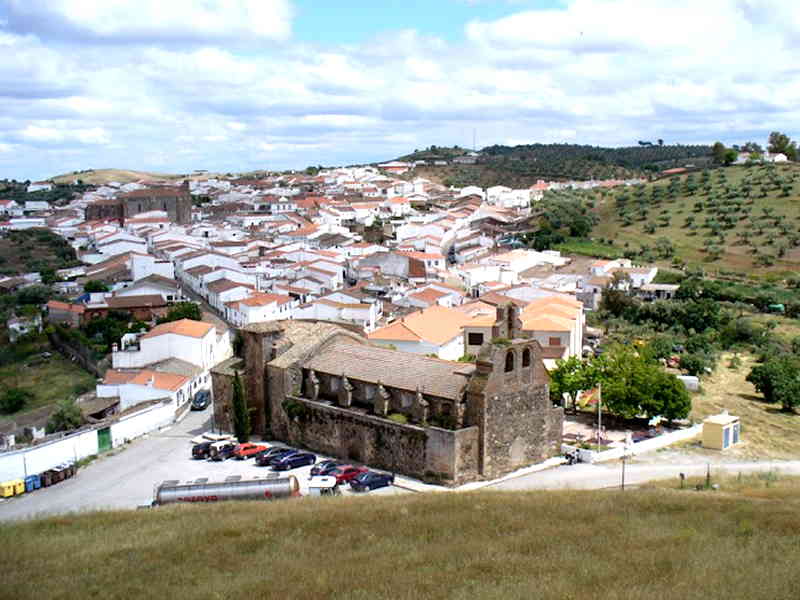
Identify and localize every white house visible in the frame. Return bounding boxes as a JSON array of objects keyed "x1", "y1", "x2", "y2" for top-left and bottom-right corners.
[
  {"x1": 224, "y1": 292, "x2": 297, "y2": 327},
  {"x1": 112, "y1": 319, "x2": 231, "y2": 371},
  {"x1": 97, "y1": 368, "x2": 194, "y2": 413}
]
